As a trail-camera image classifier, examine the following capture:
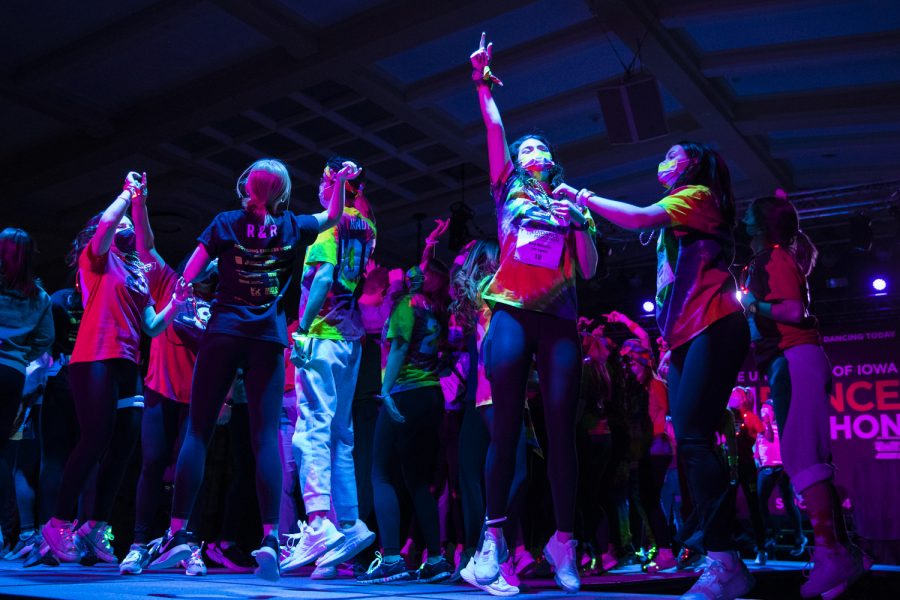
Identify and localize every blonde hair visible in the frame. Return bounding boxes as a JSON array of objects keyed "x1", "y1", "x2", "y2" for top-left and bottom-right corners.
[{"x1": 237, "y1": 159, "x2": 291, "y2": 225}]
